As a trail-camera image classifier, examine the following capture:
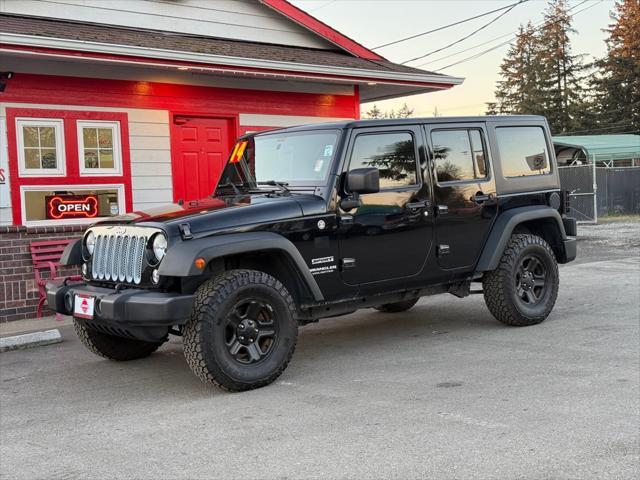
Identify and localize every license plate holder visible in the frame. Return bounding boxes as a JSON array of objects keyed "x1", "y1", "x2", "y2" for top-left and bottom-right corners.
[{"x1": 74, "y1": 294, "x2": 95, "y2": 319}]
